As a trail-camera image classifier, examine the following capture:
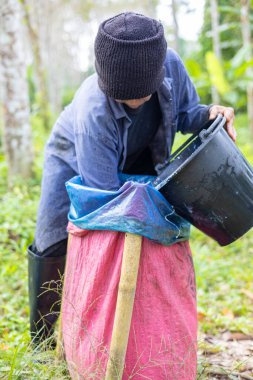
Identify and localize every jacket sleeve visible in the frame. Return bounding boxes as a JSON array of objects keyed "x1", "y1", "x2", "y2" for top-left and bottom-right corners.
[
  {"x1": 74, "y1": 119, "x2": 121, "y2": 191},
  {"x1": 175, "y1": 55, "x2": 211, "y2": 134}
]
